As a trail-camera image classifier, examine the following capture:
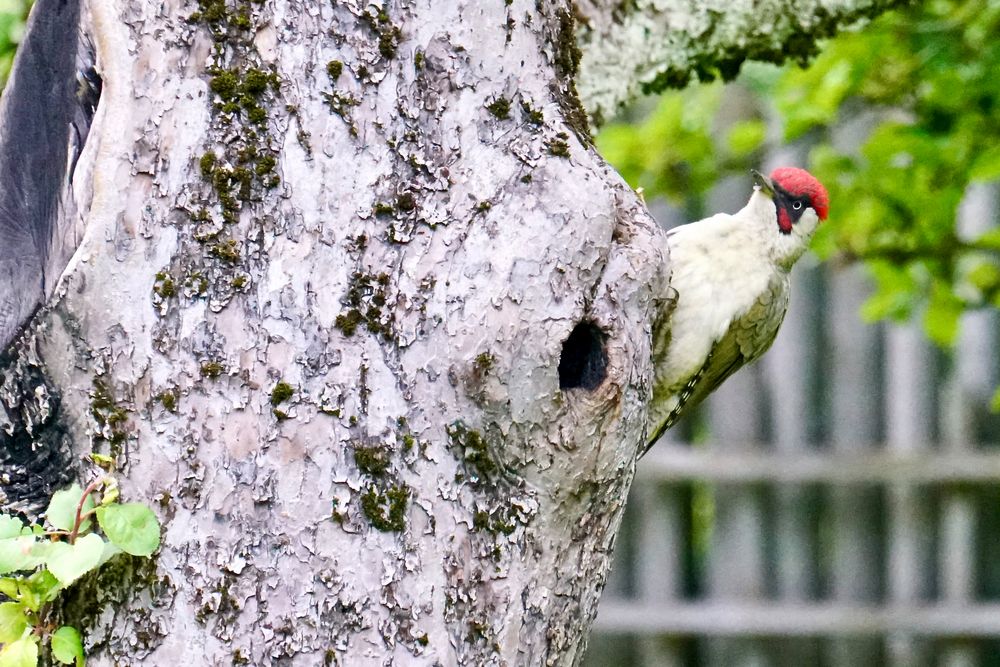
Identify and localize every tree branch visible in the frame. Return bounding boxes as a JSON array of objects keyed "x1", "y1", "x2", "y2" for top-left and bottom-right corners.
[
  {"x1": 68, "y1": 478, "x2": 102, "y2": 544},
  {"x1": 574, "y1": 0, "x2": 917, "y2": 125}
]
